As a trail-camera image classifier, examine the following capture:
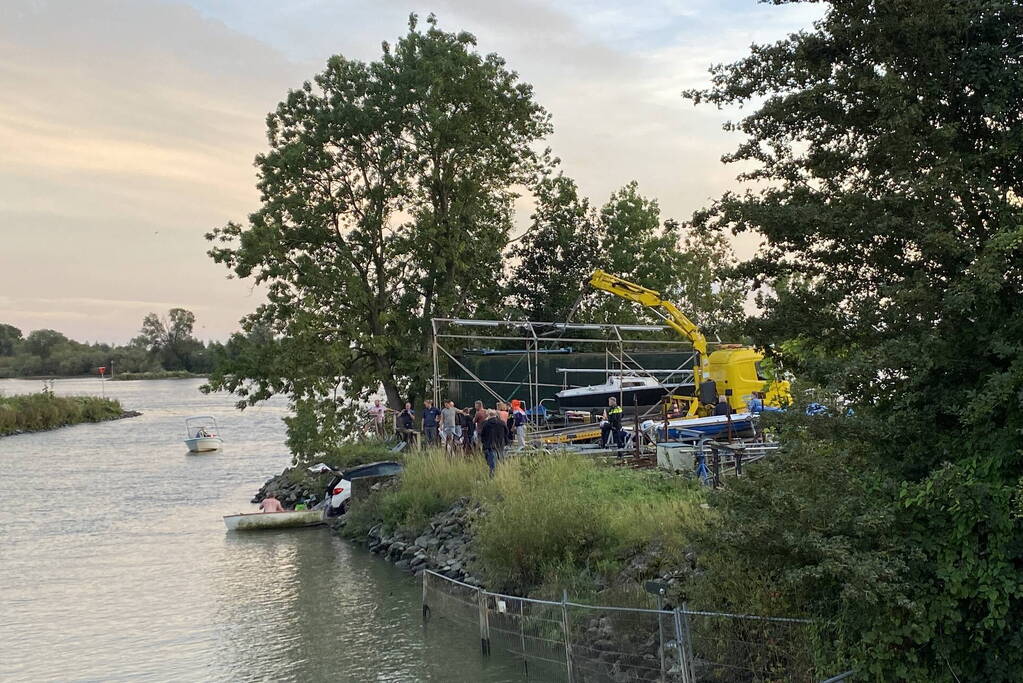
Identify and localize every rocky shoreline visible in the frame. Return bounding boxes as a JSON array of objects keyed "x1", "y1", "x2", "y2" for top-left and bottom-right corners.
[
  {"x1": 0, "y1": 409, "x2": 142, "y2": 437},
  {"x1": 252, "y1": 468, "x2": 695, "y2": 594},
  {"x1": 346, "y1": 497, "x2": 483, "y2": 585}
]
